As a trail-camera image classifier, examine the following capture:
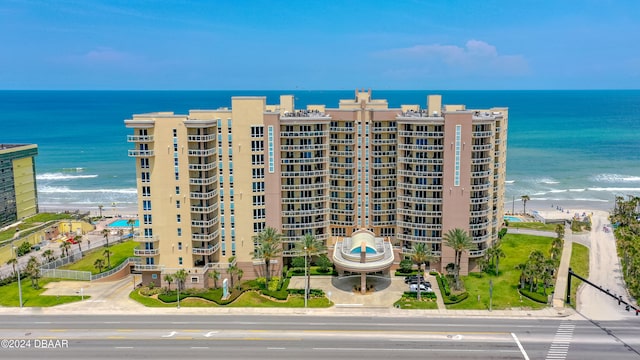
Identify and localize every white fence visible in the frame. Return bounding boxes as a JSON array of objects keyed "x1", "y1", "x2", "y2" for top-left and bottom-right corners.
[{"x1": 41, "y1": 269, "x2": 91, "y2": 281}]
